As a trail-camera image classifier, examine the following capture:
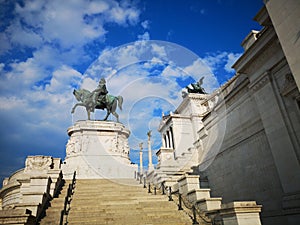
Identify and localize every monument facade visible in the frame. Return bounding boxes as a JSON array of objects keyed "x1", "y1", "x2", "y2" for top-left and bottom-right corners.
[{"x1": 150, "y1": 4, "x2": 300, "y2": 225}]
